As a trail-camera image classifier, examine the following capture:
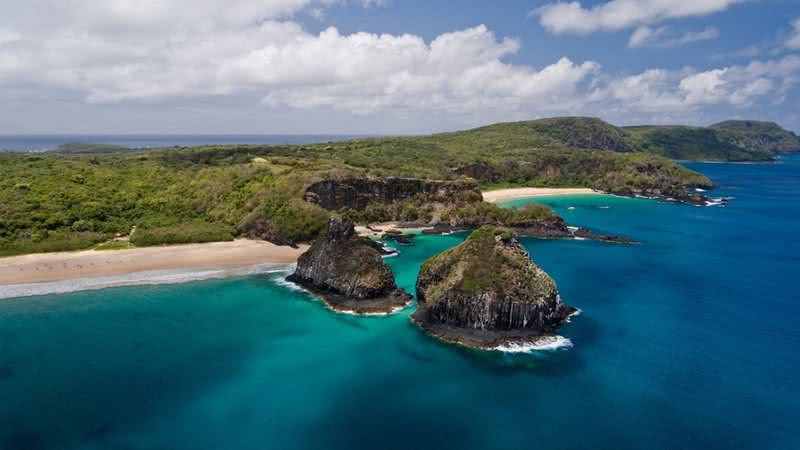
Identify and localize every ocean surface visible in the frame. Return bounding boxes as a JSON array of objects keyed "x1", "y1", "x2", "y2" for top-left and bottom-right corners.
[
  {"x1": 0, "y1": 135, "x2": 371, "y2": 152},
  {"x1": 2, "y1": 156, "x2": 800, "y2": 449}
]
